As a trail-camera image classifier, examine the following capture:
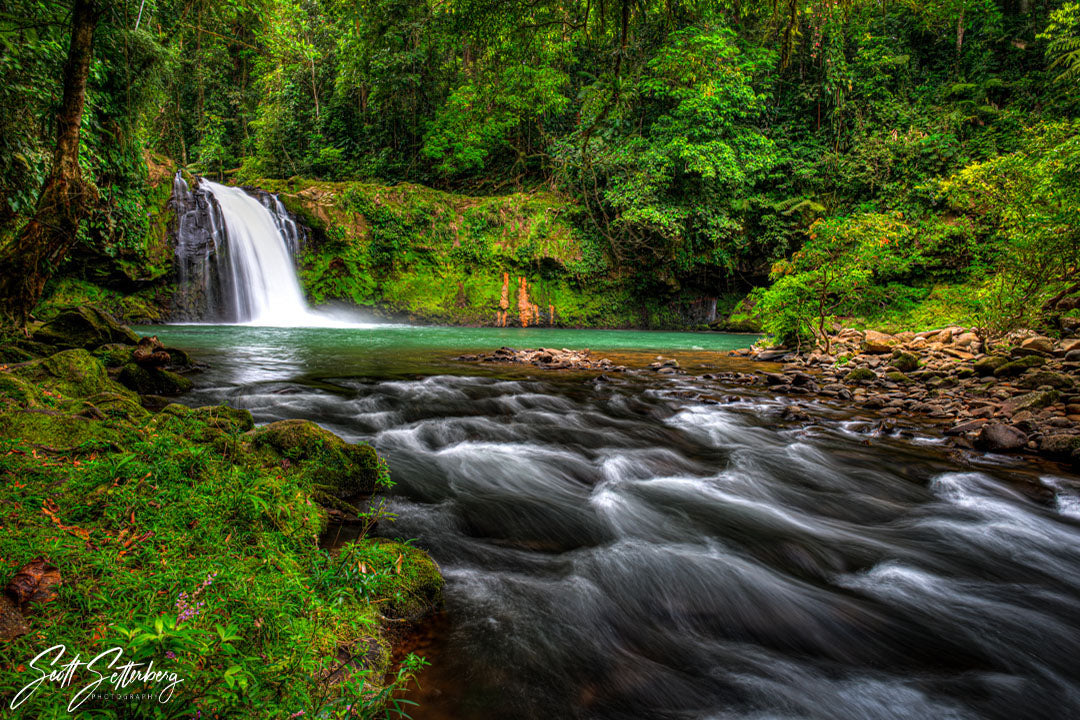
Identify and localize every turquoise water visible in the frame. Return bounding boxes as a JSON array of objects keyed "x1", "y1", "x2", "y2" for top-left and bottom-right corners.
[
  {"x1": 139, "y1": 323, "x2": 756, "y2": 355},
  {"x1": 137, "y1": 323, "x2": 757, "y2": 382}
]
